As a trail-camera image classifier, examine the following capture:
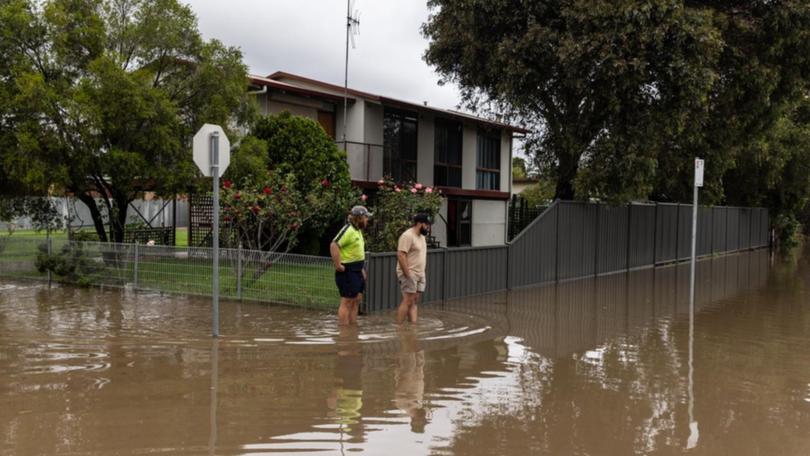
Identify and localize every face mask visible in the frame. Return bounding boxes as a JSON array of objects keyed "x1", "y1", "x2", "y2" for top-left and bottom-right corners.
[{"x1": 420, "y1": 227, "x2": 429, "y2": 236}]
